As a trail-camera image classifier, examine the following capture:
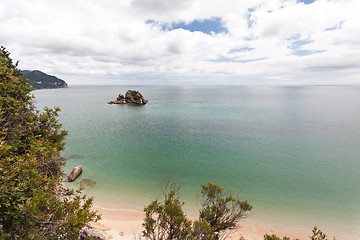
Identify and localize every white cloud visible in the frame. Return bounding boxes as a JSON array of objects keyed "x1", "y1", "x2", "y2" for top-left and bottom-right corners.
[{"x1": 0, "y1": 0, "x2": 359, "y2": 85}]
